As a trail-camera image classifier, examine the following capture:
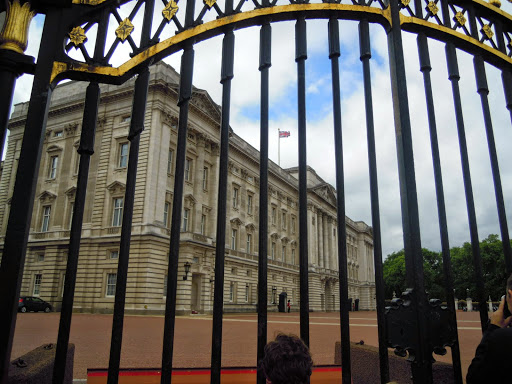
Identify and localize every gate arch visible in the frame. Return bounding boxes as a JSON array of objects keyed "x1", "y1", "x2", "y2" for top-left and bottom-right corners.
[{"x1": 0, "y1": 0, "x2": 512, "y2": 383}]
